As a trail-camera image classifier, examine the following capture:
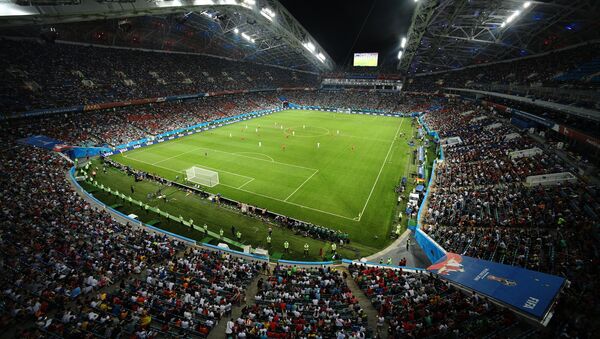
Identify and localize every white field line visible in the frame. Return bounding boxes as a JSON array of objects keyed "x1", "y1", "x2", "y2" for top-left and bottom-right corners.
[
  {"x1": 237, "y1": 177, "x2": 255, "y2": 189},
  {"x1": 190, "y1": 164, "x2": 255, "y2": 181},
  {"x1": 122, "y1": 154, "x2": 356, "y2": 221},
  {"x1": 234, "y1": 152, "x2": 275, "y2": 162},
  {"x1": 118, "y1": 112, "x2": 408, "y2": 222},
  {"x1": 124, "y1": 155, "x2": 254, "y2": 181},
  {"x1": 143, "y1": 144, "x2": 317, "y2": 172},
  {"x1": 224, "y1": 182, "x2": 356, "y2": 220},
  {"x1": 152, "y1": 147, "x2": 209, "y2": 166},
  {"x1": 201, "y1": 146, "x2": 318, "y2": 171},
  {"x1": 284, "y1": 169, "x2": 319, "y2": 202},
  {"x1": 357, "y1": 118, "x2": 404, "y2": 221}
]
